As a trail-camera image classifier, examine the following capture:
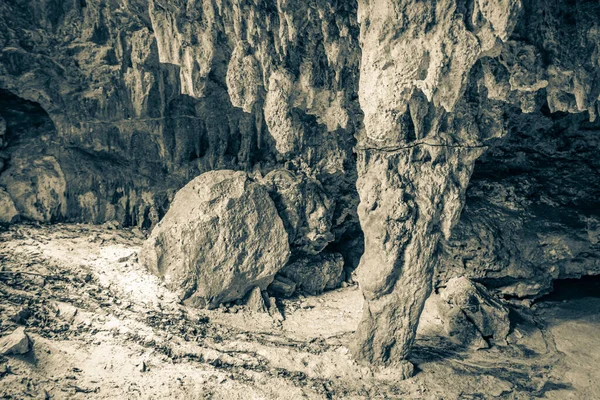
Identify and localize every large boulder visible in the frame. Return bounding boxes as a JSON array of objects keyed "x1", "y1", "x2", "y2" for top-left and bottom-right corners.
[
  {"x1": 140, "y1": 170, "x2": 290, "y2": 308},
  {"x1": 262, "y1": 169, "x2": 334, "y2": 255}
]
